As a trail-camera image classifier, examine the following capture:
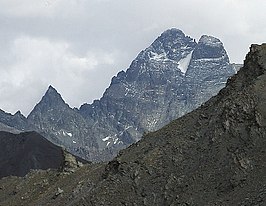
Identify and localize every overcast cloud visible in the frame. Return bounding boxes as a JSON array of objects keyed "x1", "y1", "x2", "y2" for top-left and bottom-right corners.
[{"x1": 0, "y1": 0, "x2": 265, "y2": 115}]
